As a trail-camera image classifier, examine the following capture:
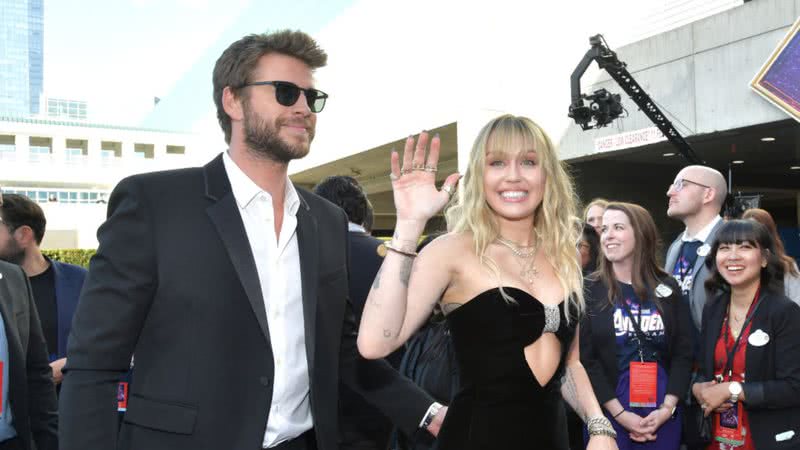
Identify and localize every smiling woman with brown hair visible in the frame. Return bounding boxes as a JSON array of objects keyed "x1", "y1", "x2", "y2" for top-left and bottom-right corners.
[{"x1": 580, "y1": 202, "x2": 693, "y2": 450}]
